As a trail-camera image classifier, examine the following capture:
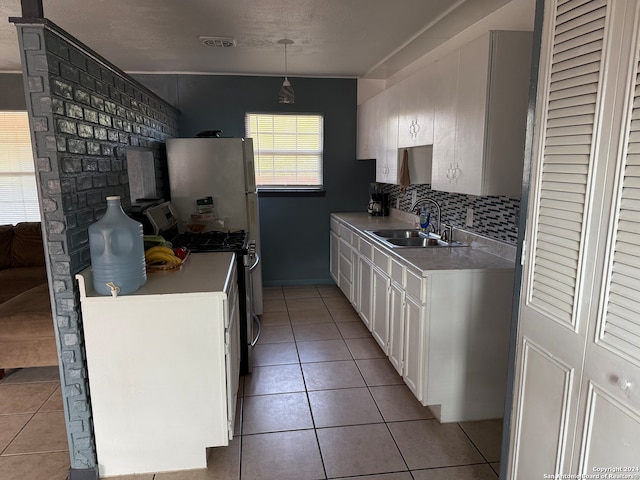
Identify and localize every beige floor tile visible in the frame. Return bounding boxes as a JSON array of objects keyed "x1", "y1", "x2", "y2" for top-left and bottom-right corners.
[
  {"x1": 345, "y1": 338, "x2": 386, "y2": 359},
  {"x1": 258, "y1": 311, "x2": 290, "y2": 326},
  {"x1": 286, "y1": 297, "x2": 327, "y2": 311},
  {"x1": 241, "y1": 429, "x2": 324, "y2": 480},
  {"x1": 302, "y1": 360, "x2": 366, "y2": 391},
  {"x1": 317, "y1": 423, "x2": 407, "y2": 478},
  {"x1": 0, "y1": 414, "x2": 31, "y2": 451},
  {"x1": 258, "y1": 324, "x2": 294, "y2": 344},
  {"x1": 411, "y1": 464, "x2": 498, "y2": 479},
  {"x1": 459, "y1": 419, "x2": 503, "y2": 463},
  {"x1": 317, "y1": 285, "x2": 343, "y2": 298},
  {"x1": 262, "y1": 287, "x2": 284, "y2": 300},
  {"x1": 153, "y1": 438, "x2": 240, "y2": 479},
  {"x1": 283, "y1": 286, "x2": 321, "y2": 299},
  {"x1": 369, "y1": 385, "x2": 434, "y2": 422},
  {"x1": 289, "y1": 307, "x2": 334, "y2": 324},
  {"x1": 0, "y1": 451, "x2": 69, "y2": 480},
  {"x1": 4, "y1": 411, "x2": 68, "y2": 454},
  {"x1": 0, "y1": 383, "x2": 58, "y2": 414},
  {"x1": 244, "y1": 364, "x2": 305, "y2": 396},
  {"x1": 308, "y1": 387, "x2": 383, "y2": 427},
  {"x1": 40, "y1": 386, "x2": 64, "y2": 412},
  {"x1": 242, "y1": 392, "x2": 313, "y2": 434},
  {"x1": 106, "y1": 473, "x2": 154, "y2": 479},
  {"x1": 329, "y1": 307, "x2": 361, "y2": 322},
  {"x1": 297, "y1": 339, "x2": 352, "y2": 363},
  {"x1": 1, "y1": 367, "x2": 60, "y2": 384},
  {"x1": 388, "y1": 420, "x2": 484, "y2": 470},
  {"x1": 334, "y1": 474, "x2": 413, "y2": 480},
  {"x1": 490, "y1": 462, "x2": 500, "y2": 476},
  {"x1": 322, "y1": 296, "x2": 353, "y2": 310},
  {"x1": 337, "y1": 320, "x2": 371, "y2": 338},
  {"x1": 356, "y1": 358, "x2": 404, "y2": 386},
  {"x1": 252, "y1": 342, "x2": 299, "y2": 366},
  {"x1": 262, "y1": 298, "x2": 288, "y2": 313},
  {"x1": 292, "y1": 322, "x2": 342, "y2": 342}
]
